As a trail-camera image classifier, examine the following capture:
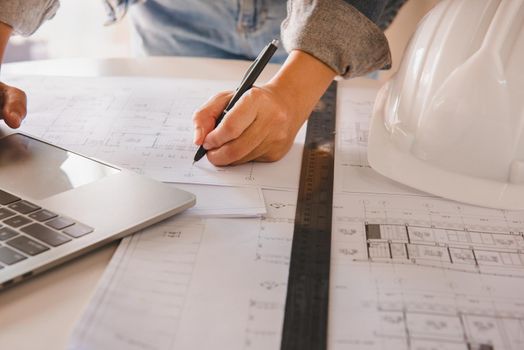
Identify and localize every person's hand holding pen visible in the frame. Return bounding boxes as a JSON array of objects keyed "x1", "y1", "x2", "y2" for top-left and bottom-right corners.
[{"x1": 192, "y1": 46, "x2": 336, "y2": 166}]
